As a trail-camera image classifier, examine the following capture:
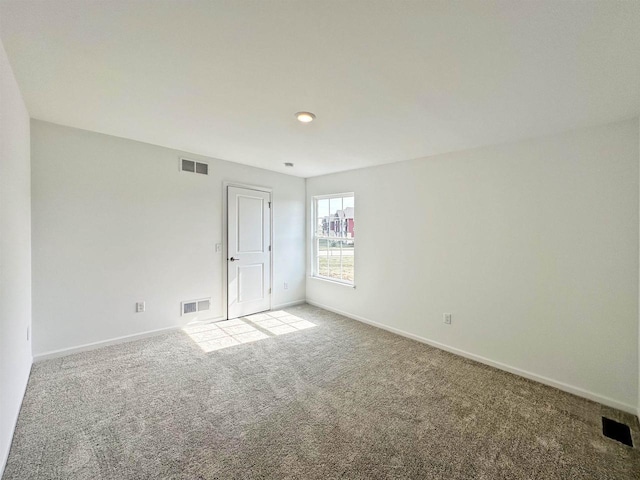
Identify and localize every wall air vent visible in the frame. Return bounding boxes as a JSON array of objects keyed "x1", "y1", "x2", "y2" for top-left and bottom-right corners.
[
  {"x1": 181, "y1": 298, "x2": 212, "y2": 315},
  {"x1": 180, "y1": 158, "x2": 209, "y2": 175},
  {"x1": 197, "y1": 299, "x2": 211, "y2": 311},
  {"x1": 195, "y1": 162, "x2": 208, "y2": 175}
]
